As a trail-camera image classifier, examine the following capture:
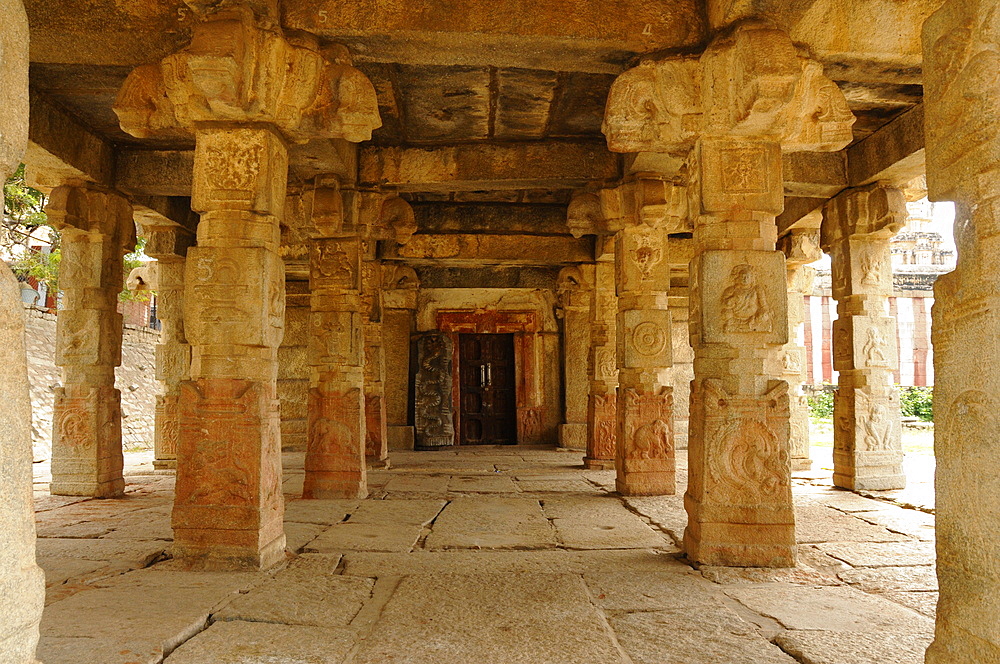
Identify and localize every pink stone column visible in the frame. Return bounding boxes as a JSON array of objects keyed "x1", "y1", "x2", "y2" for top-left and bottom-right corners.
[{"x1": 47, "y1": 185, "x2": 136, "y2": 498}]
